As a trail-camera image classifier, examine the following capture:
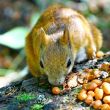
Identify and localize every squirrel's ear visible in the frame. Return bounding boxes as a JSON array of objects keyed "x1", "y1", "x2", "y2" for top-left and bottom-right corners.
[
  {"x1": 40, "y1": 27, "x2": 49, "y2": 46},
  {"x1": 60, "y1": 27, "x2": 70, "y2": 45}
]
